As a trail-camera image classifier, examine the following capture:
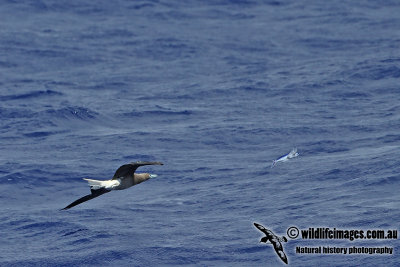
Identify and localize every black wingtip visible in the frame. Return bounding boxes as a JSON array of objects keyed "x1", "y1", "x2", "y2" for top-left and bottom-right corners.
[
  {"x1": 60, "y1": 203, "x2": 75, "y2": 210},
  {"x1": 253, "y1": 222, "x2": 263, "y2": 229},
  {"x1": 61, "y1": 189, "x2": 110, "y2": 210}
]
